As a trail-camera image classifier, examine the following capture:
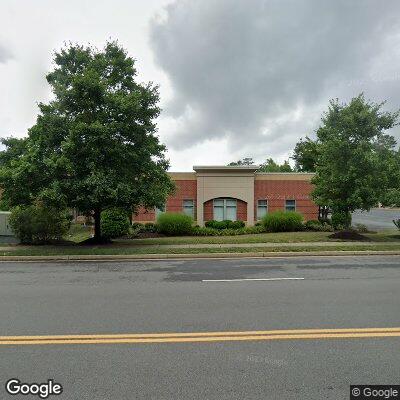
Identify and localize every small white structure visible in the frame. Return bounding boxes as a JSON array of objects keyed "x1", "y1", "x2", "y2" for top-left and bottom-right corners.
[{"x1": 0, "y1": 211, "x2": 13, "y2": 236}]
